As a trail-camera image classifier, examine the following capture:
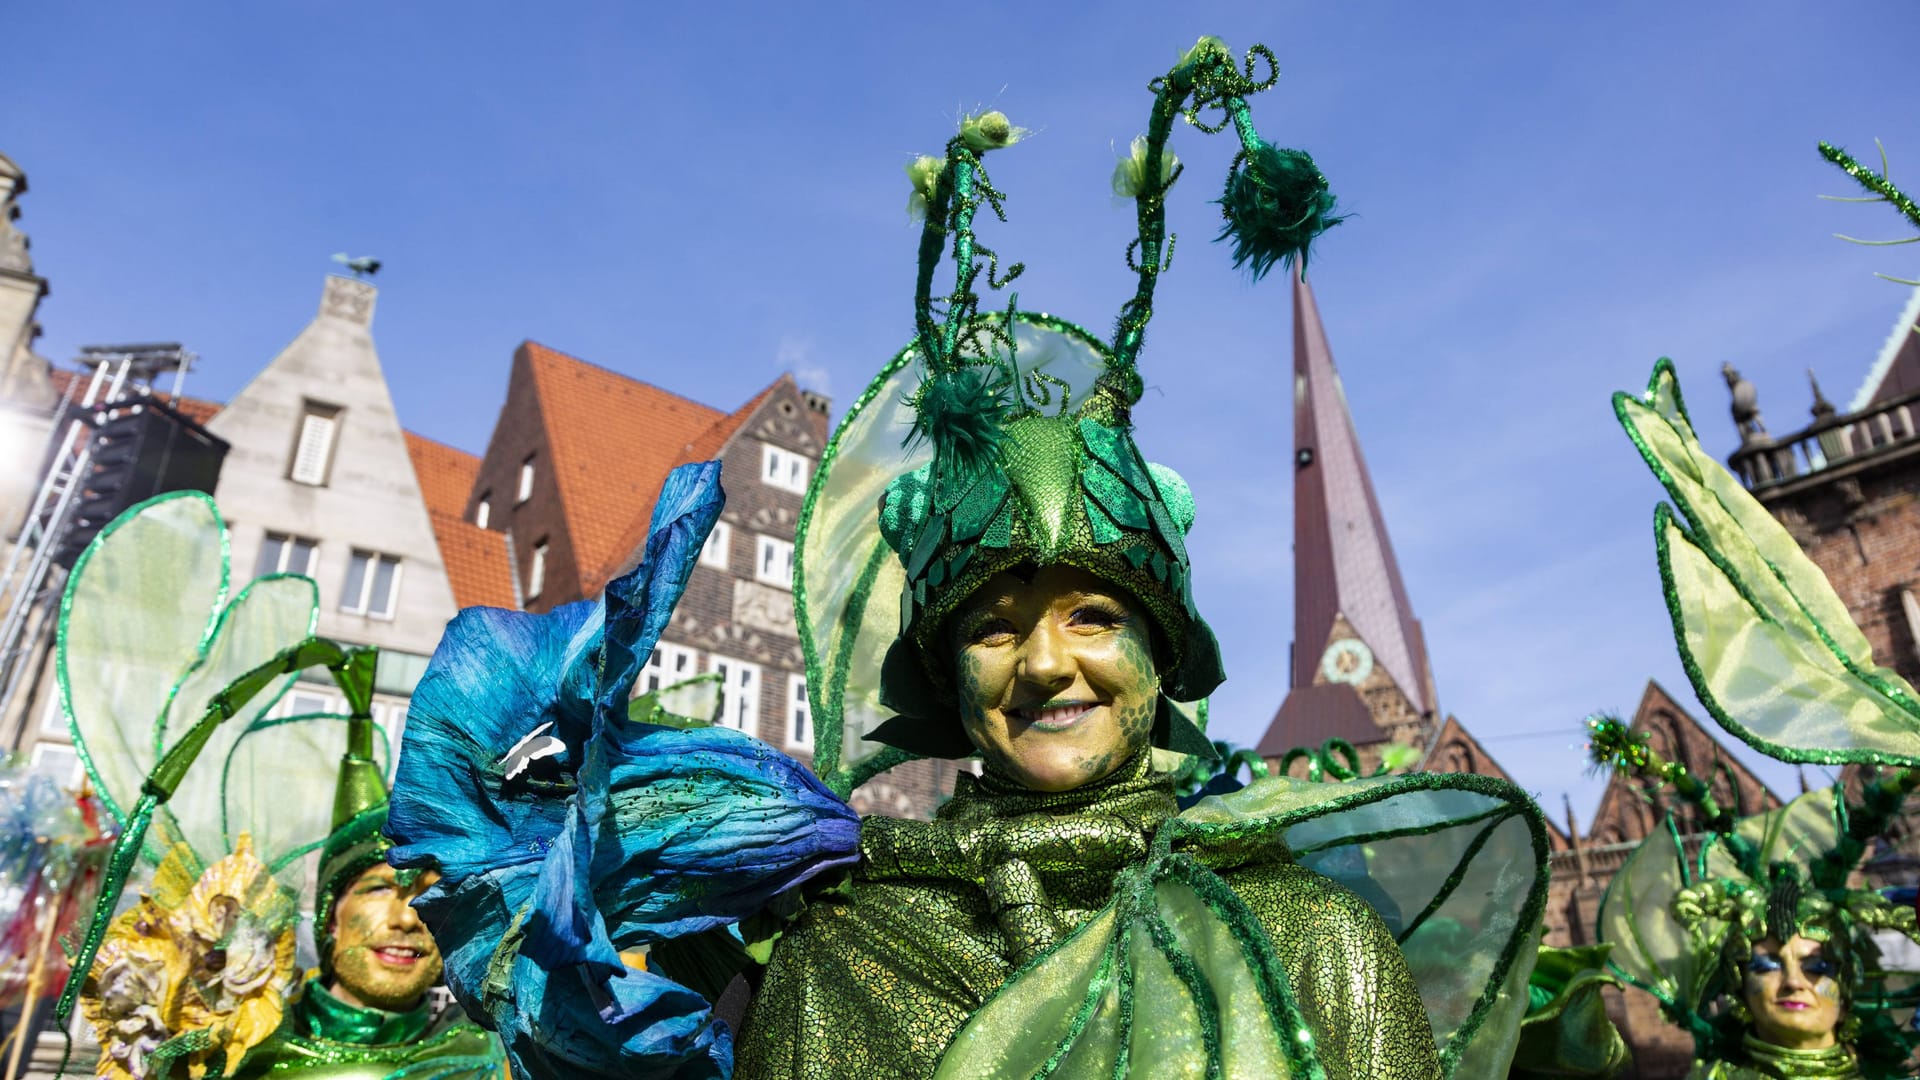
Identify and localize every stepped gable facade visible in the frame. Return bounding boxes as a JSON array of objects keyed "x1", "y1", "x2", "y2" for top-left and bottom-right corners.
[{"x1": 463, "y1": 341, "x2": 954, "y2": 818}]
